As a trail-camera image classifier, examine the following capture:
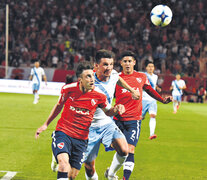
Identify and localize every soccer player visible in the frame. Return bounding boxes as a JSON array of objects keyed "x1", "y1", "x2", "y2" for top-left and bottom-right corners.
[
  {"x1": 35, "y1": 62, "x2": 125, "y2": 180},
  {"x1": 84, "y1": 49, "x2": 140, "y2": 180},
  {"x1": 112, "y1": 51, "x2": 172, "y2": 180},
  {"x1": 29, "y1": 60, "x2": 47, "y2": 104},
  {"x1": 170, "y1": 74, "x2": 186, "y2": 113},
  {"x1": 142, "y1": 60, "x2": 162, "y2": 140}
]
